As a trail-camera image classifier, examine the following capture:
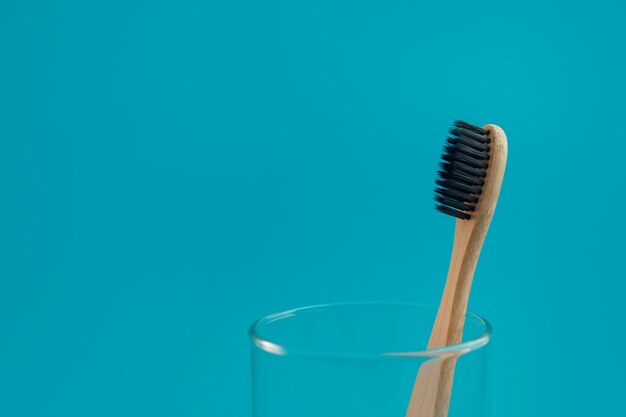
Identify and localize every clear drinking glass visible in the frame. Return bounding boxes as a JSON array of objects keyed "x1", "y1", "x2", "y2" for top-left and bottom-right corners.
[{"x1": 249, "y1": 302, "x2": 491, "y2": 417}]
